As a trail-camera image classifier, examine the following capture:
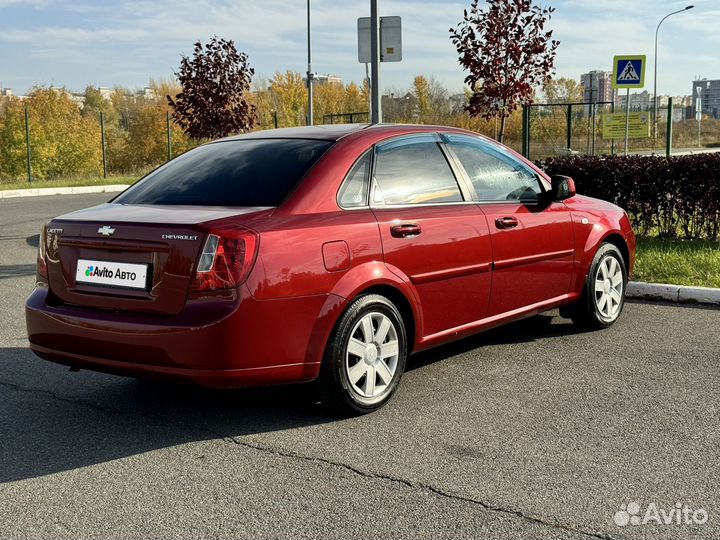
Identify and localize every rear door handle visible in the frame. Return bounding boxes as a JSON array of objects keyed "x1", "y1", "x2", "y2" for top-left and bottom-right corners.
[
  {"x1": 390, "y1": 223, "x2": 422, "y2": 238},
  {"x1": 495, "y1": 216, "x2": 519, "y2": 229}
]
